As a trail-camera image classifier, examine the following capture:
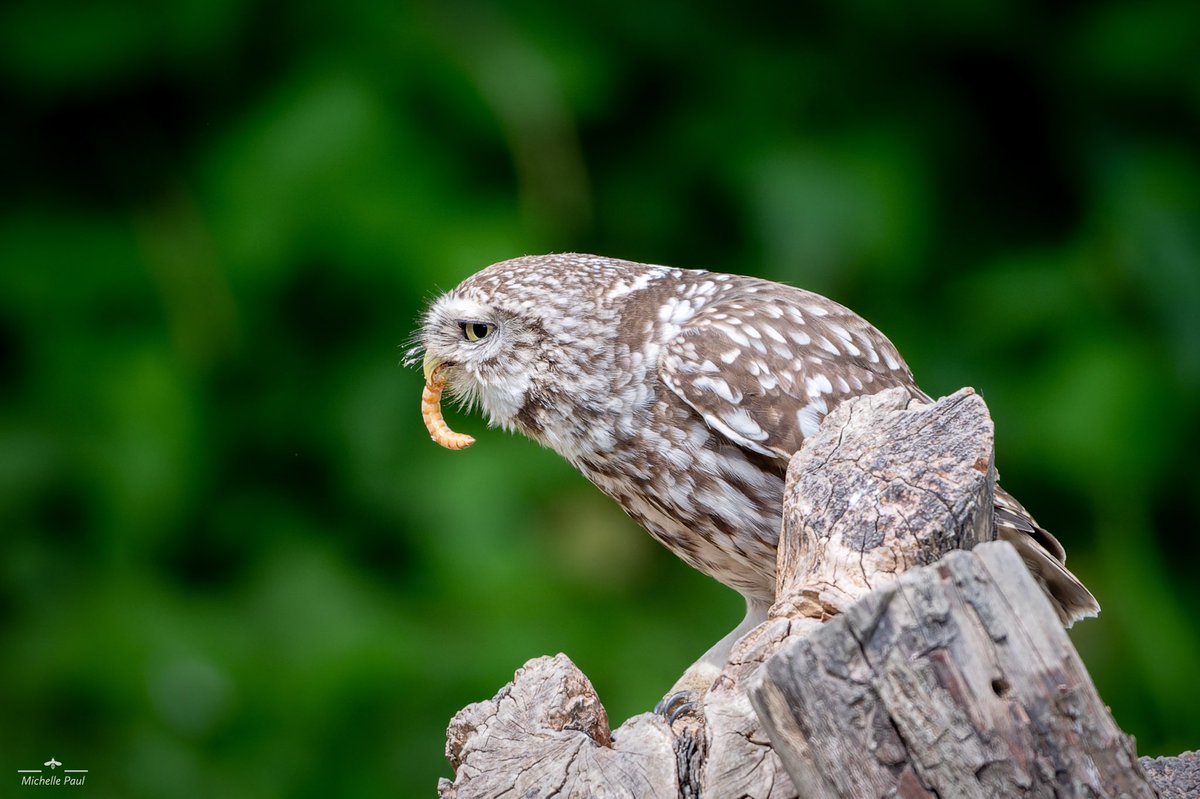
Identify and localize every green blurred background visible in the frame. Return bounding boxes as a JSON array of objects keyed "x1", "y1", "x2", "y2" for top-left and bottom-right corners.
[{"x1": 2, "y1": 1, "x2": 1198, "y2": 796}]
